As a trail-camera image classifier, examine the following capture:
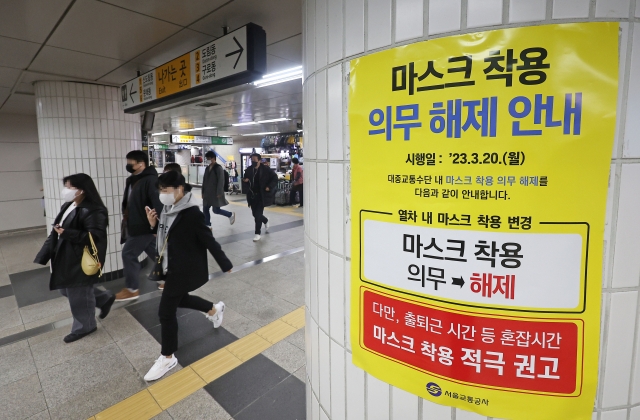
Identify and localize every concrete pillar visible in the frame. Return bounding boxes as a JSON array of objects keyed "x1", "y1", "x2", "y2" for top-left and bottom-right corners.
[
  {"x1": 34, "y1": 81, "x2": 141, "y2": 279},
  {"x1": 302, "y1": 0, "x2": 640, "y2": 419}
]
